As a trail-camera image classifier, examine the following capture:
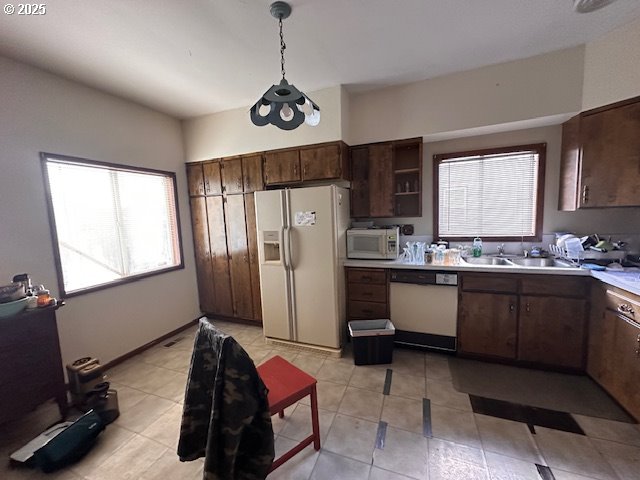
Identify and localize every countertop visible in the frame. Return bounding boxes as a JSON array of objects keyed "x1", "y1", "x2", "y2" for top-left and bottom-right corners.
[{"x1": 343, "y1": 259, "x2": 640, "y2": 296}]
